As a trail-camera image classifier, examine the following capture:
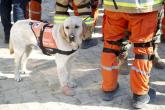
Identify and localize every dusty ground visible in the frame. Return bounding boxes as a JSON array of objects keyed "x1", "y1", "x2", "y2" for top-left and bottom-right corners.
[{"x1": 0, "y1": 1, "x2": 165, "y2": 110}]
